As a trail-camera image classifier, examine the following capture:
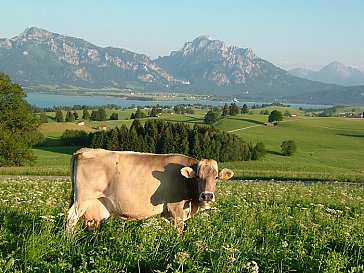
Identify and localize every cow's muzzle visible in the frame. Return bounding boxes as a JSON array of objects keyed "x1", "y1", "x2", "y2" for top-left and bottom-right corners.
[{"x1": 199, "y1": 191, "x2": 215, "y2": 202}]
